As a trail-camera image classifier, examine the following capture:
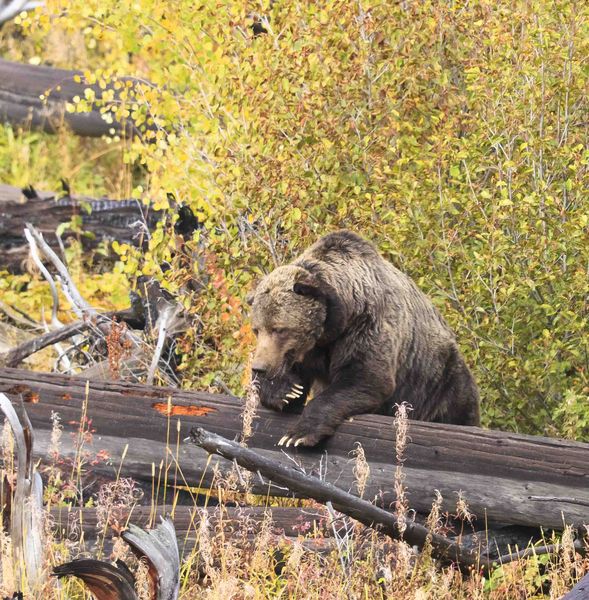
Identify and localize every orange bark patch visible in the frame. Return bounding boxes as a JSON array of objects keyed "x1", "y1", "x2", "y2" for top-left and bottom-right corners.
[
  {"x1": 23, "y1": 391, "x2": 40, "y2": 404},
  {"x1": 152, "y1": 402, "x2": 217, "y2": 417},
  {"x1": 6, "y1": 385, "x2": 39, "y2": 403}
]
